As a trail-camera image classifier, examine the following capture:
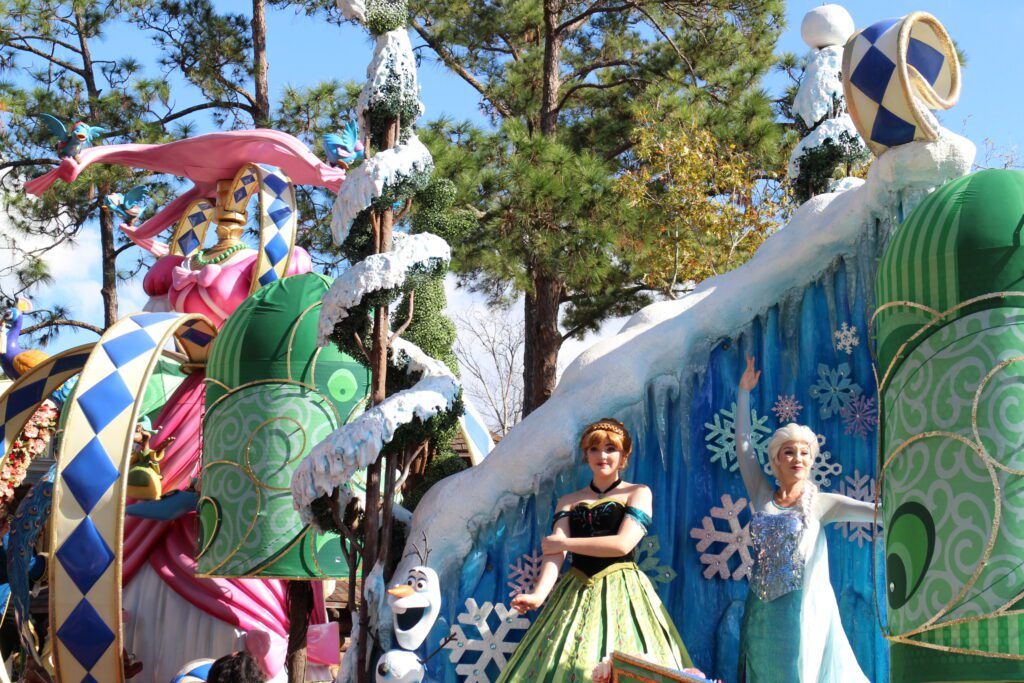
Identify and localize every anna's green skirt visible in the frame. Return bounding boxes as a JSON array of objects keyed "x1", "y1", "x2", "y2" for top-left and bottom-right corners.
[{"x1": 496, "y1": 562, "x2": 692, "y2": 682}]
